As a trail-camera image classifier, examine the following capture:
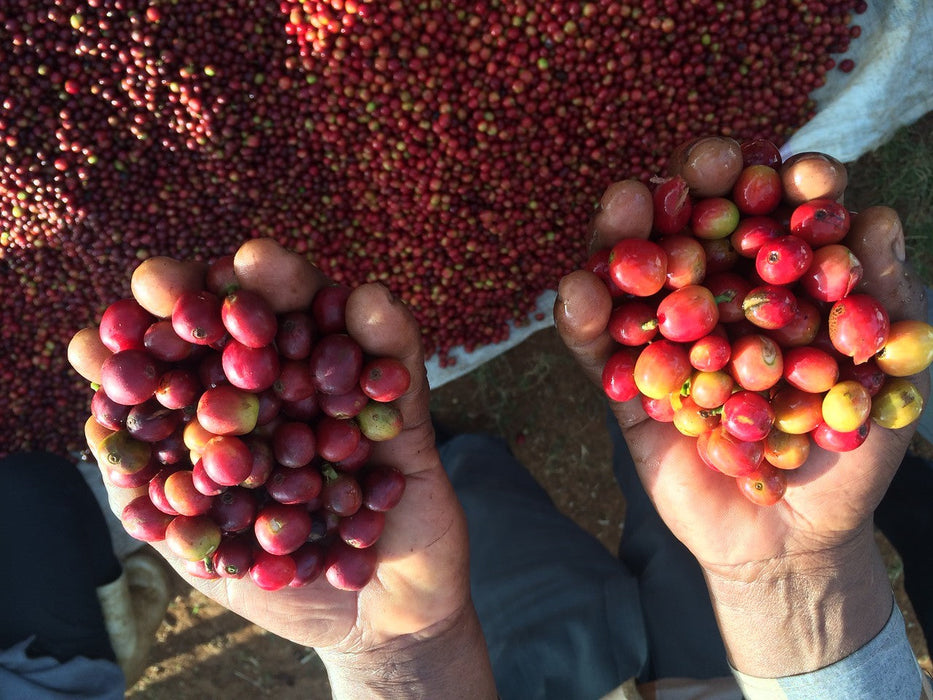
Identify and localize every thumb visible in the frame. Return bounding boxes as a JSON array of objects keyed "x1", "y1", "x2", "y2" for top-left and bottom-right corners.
[
  {"x1": 344, "y1": 283, "x2": 435, "y2": 471},
  {"x1": 554, "y1": 270, "x2": 648, "y2": 430},
  {"x1": 847, "y1": 205, "x2": 928, "y2": 323}
]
